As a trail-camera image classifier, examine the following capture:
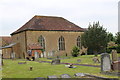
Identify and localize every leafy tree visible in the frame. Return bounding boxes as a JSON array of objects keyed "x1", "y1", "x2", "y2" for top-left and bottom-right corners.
[
  {"x1": 116, "y1": 32, "x2": 120, "y2": 44},
  {"x1": 81, "y1": 22, "x2": 107, "y2": 56},
  {"x1": 71, "y1": 46, "x2": 80, "y2": 57},
  {"x1": 107, "y1": 32, "x2": 115, "y2": 42}
]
